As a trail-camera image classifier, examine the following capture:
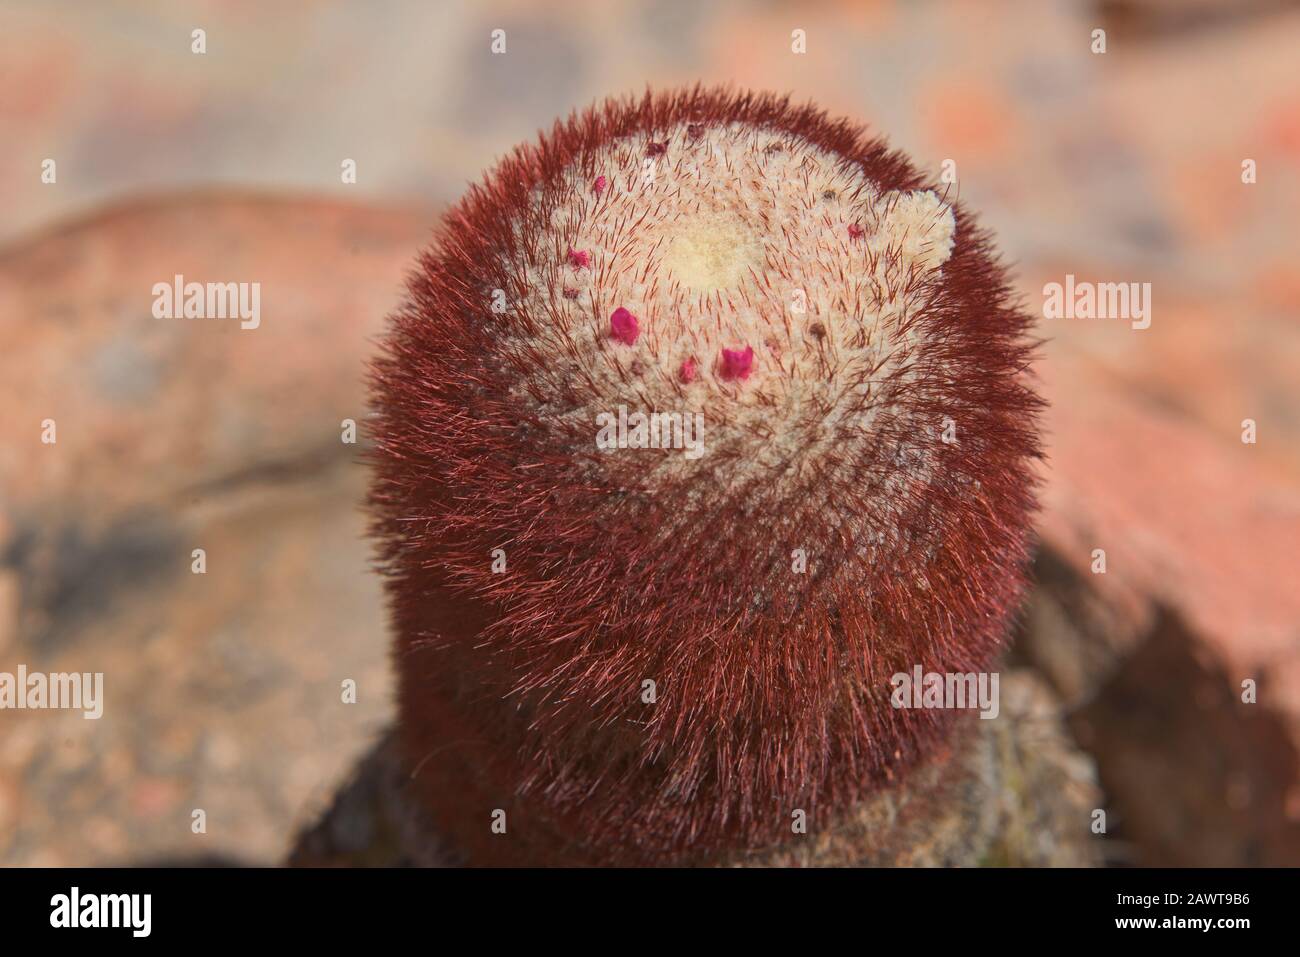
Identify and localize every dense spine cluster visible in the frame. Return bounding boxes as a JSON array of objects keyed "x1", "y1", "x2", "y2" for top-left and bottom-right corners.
[{"x1": 369, "y1": 87, "x2": 1042, "y2": 864}]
